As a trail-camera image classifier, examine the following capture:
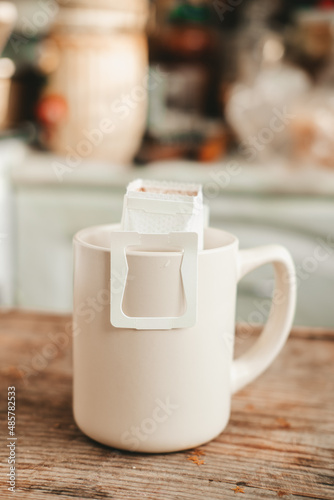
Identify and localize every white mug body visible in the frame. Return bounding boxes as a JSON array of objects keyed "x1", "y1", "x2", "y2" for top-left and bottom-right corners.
[{"x1": 73, "y1": 224, "x2": 238, "y2": 452}]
